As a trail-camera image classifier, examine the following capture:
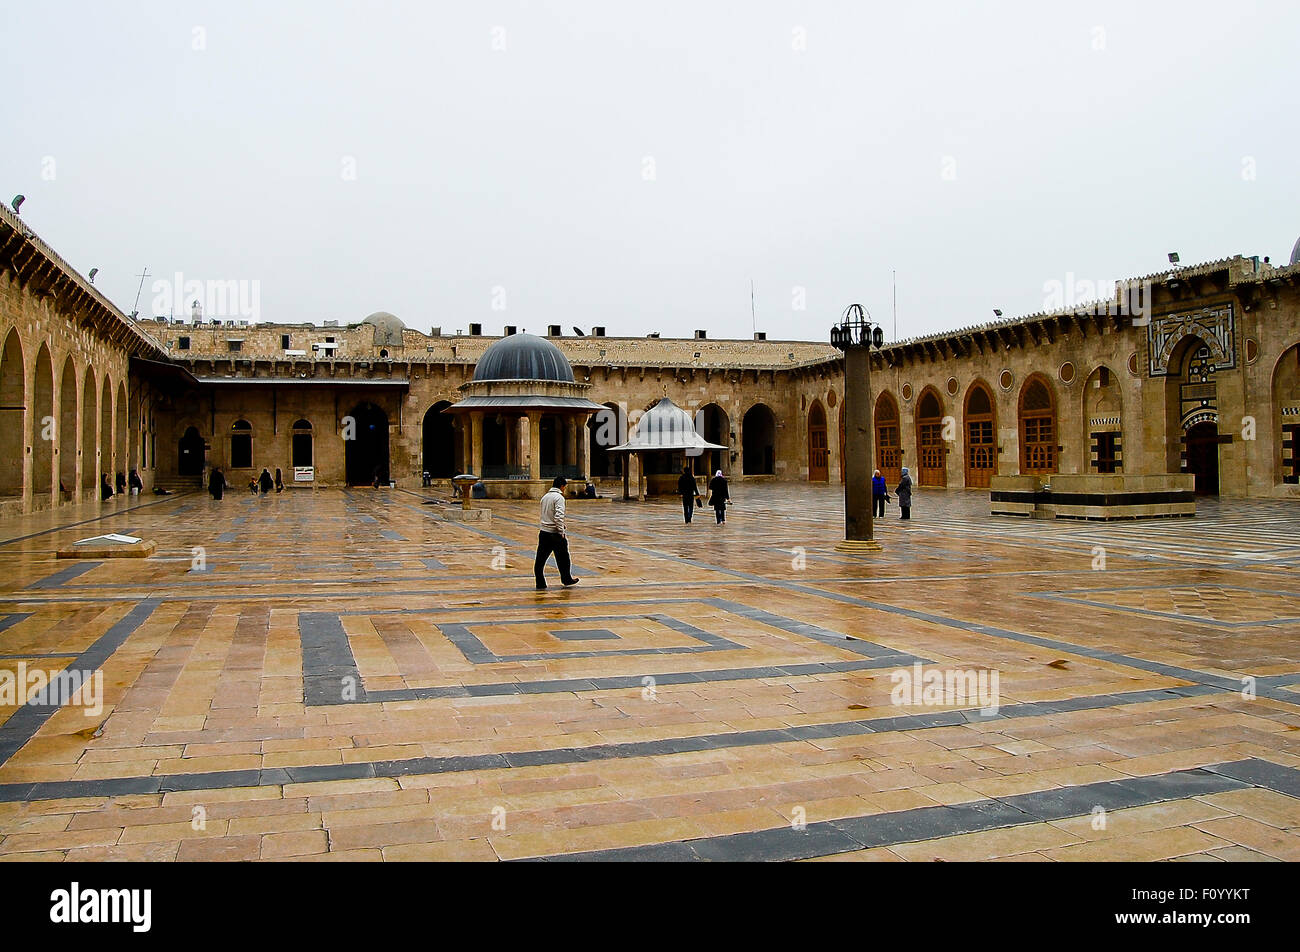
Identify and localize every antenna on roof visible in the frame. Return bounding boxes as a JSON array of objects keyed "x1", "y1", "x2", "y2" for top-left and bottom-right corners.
[
  {"x1": 750, "y1": 279, "x2": 756, "y2": 338},
  {"x1": 130, "y1": 267, "x2": 150, "y2": 319}
]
